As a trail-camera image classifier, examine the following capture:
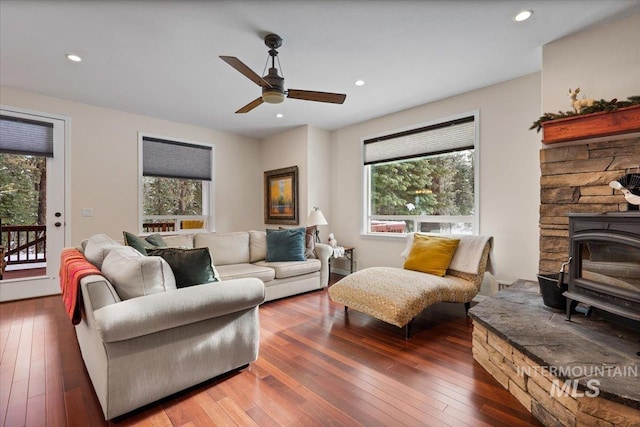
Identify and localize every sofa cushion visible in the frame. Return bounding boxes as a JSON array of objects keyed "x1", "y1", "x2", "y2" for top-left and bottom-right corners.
[
  {"x1": 266, "y1": 228, "x2": 306, "y2": 262},
  {"x1": 84, "y1": 234, "x2": 121, "y2": 269},
  {"x1": 215, "y1": 263, "x2": 275, "y2": 282},
  {"x1": 162, "y1": 234, "x2": 194, "y2": 248},
  {"x1": 249, "y1": 230, "x2": 267, "y2": 262},
  {"x1": 101, "y1": 246, "x2": 177, "y2": 300},
  {"x1": 147, "y1": 247, "x2": 219, "y2": 288},
  {"x1": 403, "y1": 234, "x2": 460, "y2": 277},
  {"x1": 254, "y1": 259, "x2": 321, "y2": 279},
  {"x1": 195, "y1": 232, "x2": 250, "y2": 265}
]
